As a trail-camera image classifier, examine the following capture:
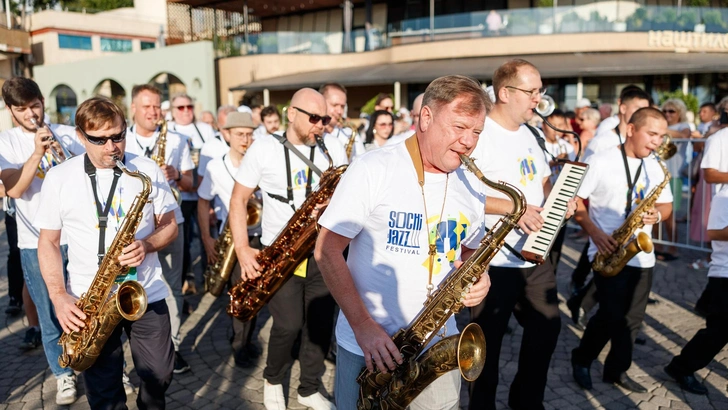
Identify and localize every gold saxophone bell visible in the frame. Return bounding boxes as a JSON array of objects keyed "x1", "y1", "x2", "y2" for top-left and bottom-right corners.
[
  {"x1": 656, "y1": 134, "x2": 677, "y2": 161},
  {"x1": 247, "y1": 194, "x2": 262, "y2": 230},
  {"x1": 535, "y1": 95, "x2": 555, "y2": 117}
]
